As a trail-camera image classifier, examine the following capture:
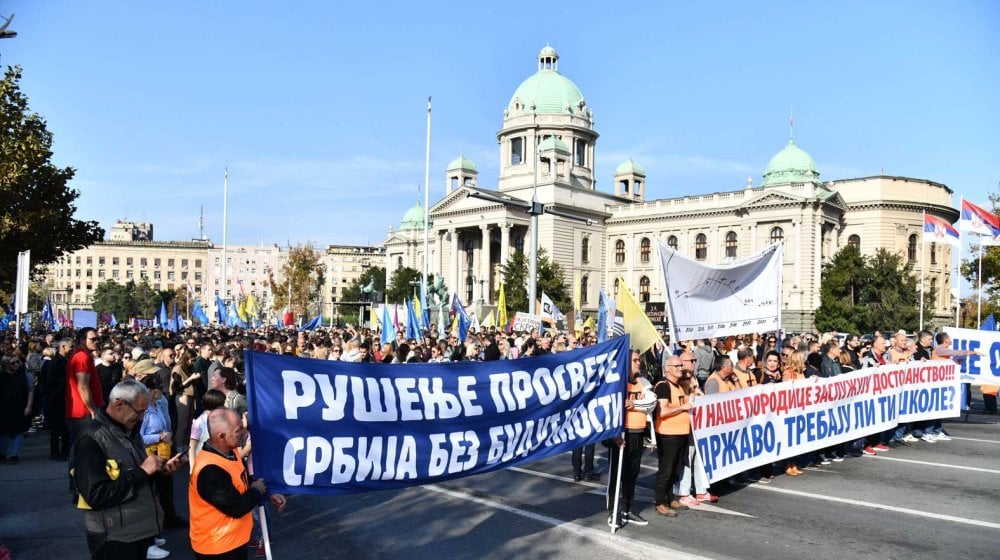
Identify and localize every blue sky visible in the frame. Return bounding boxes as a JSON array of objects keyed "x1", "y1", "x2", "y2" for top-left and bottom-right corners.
[{"x1": 2, "y1": 1, "x2": 997, "y2": 249}]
